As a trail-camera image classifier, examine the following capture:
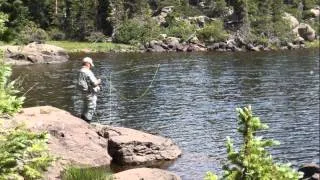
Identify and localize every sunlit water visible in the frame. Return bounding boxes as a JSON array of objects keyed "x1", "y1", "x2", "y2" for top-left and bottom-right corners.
[{"x1": 12, "y1": 49, "x2": 319, "y2": 179}]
